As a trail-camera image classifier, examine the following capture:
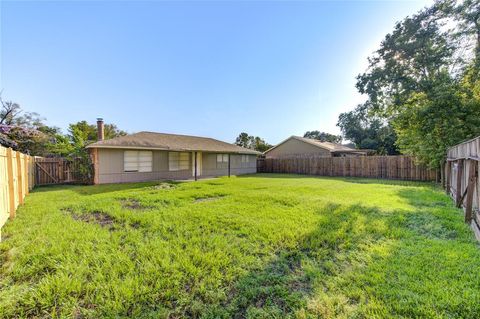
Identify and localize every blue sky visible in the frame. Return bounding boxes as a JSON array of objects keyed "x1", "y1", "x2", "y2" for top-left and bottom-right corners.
[{"x1": 1, "y1": 0, "x2": 431, "y2": 145}]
